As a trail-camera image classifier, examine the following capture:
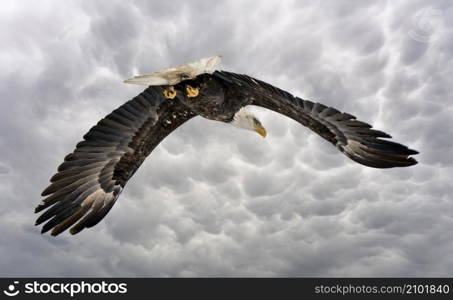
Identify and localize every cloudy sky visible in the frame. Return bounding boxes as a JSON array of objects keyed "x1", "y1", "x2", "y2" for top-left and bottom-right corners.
[{"x1": 1, "y1": 0, "x2": 452, "y2": 277}]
